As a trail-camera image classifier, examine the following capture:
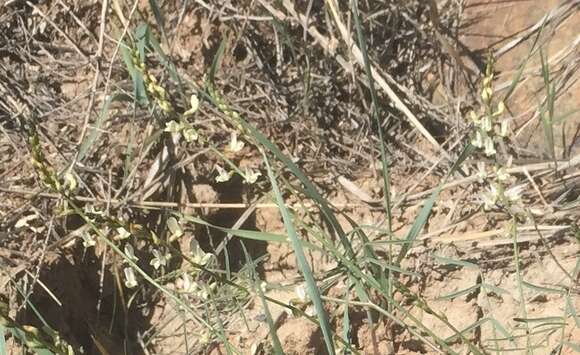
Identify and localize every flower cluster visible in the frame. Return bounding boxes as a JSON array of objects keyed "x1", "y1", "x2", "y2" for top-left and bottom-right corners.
[
  {"x1": 131, "y1": 50, "x2": 173, "y2": 113},
  {"x1": 27, "y1": 122, "x2": 75, "y2": 194},
  {"x1": 469, "y1": 59, "x2": 510, "y2": 157},
  {"x1": 164, "y1": 94, "x2": 200, "y2": 143},
  {"x1": 471, "y1": 57, "x2": 523, "y2": 214}
]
